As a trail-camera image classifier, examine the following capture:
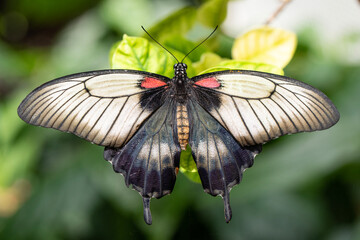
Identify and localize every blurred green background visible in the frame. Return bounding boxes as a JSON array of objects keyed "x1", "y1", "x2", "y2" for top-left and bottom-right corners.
[{"x1": 0, "y1": 0, "x2": 359, "y2": 239}]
